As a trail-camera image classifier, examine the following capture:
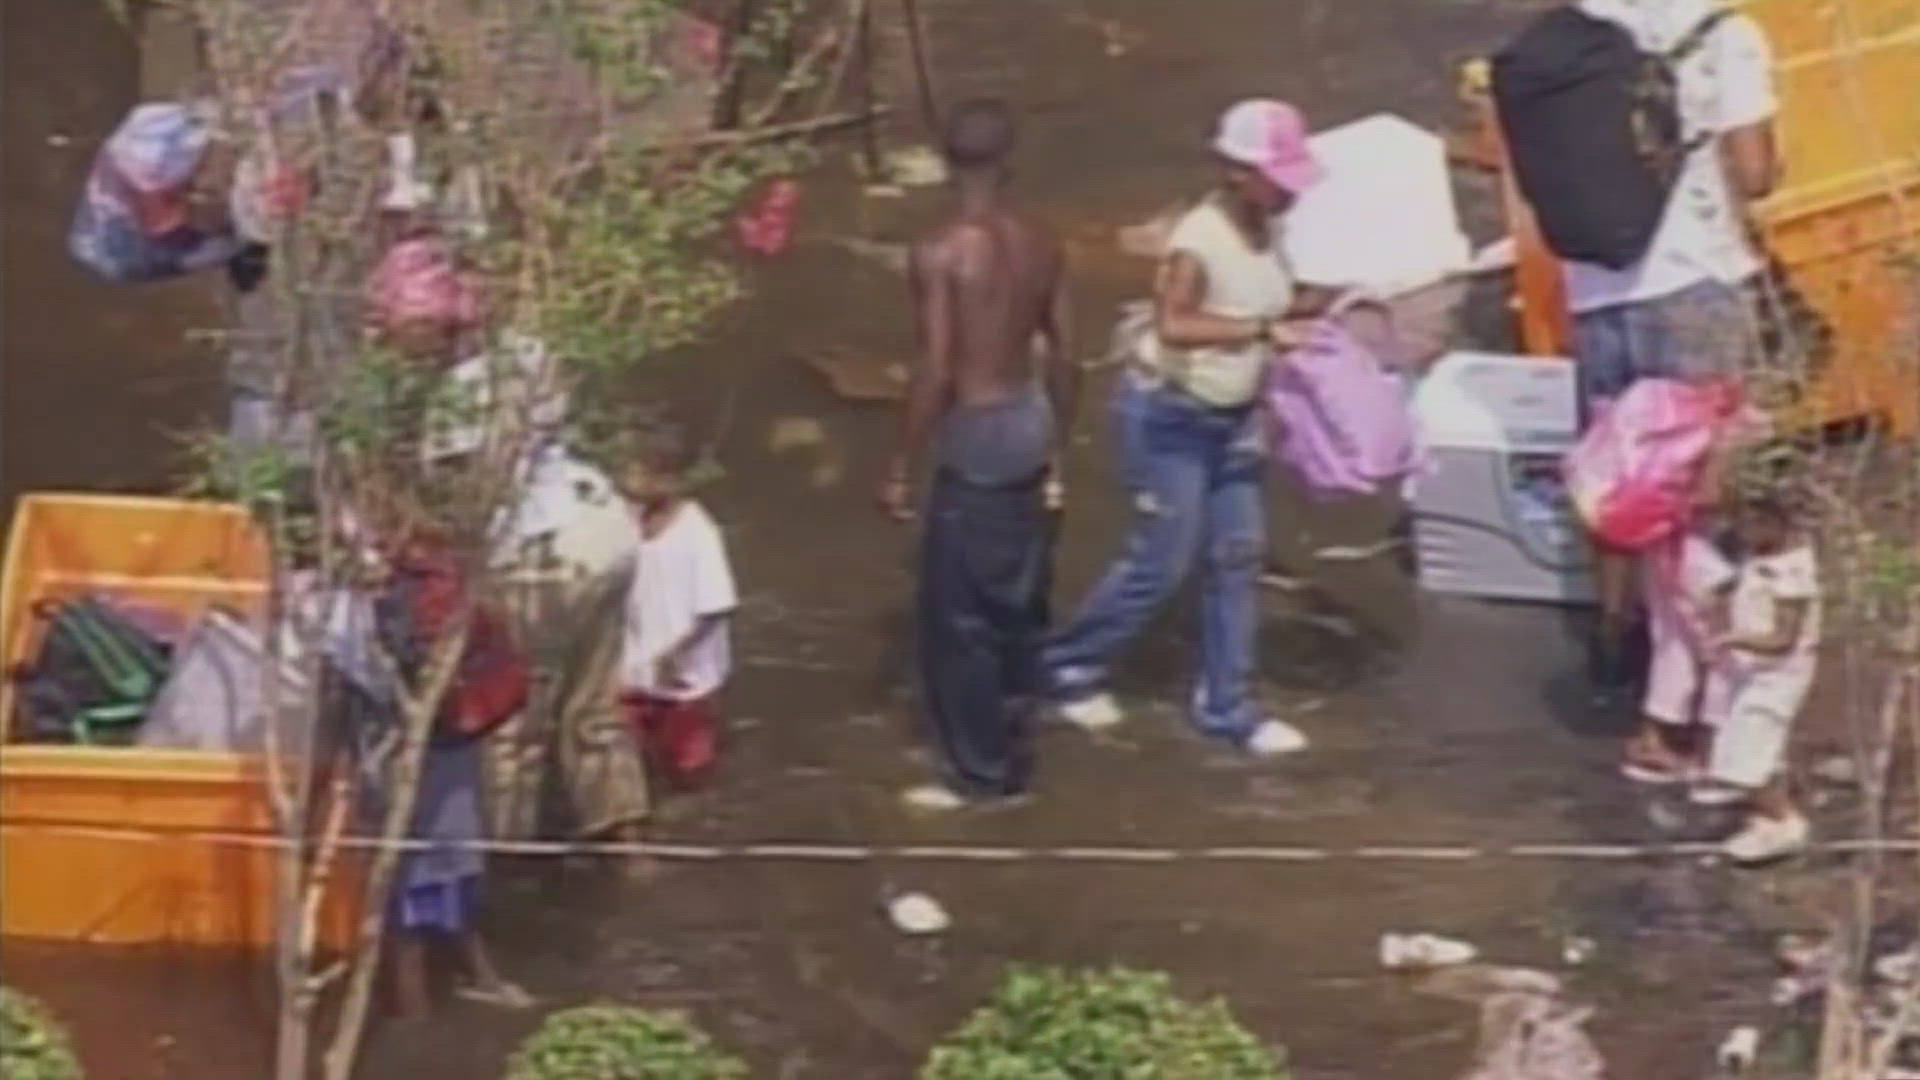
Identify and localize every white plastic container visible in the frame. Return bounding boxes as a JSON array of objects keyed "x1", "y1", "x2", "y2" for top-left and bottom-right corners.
[
  {"x1": 1409, "y1": 353, "x2": 1595, "y2": 604},
  {"x1": 1285, "y1": 113, "x2": 1472, "y2": 298}
]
